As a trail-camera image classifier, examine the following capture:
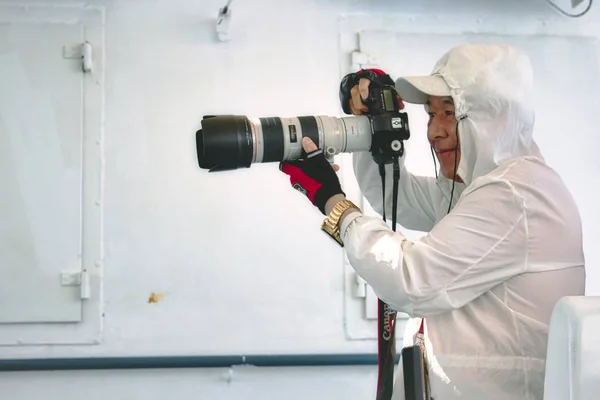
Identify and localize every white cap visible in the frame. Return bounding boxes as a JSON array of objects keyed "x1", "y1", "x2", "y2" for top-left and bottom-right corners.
[{"x1": 394, "y1": 74, "x2": 451, "y2": 104}]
